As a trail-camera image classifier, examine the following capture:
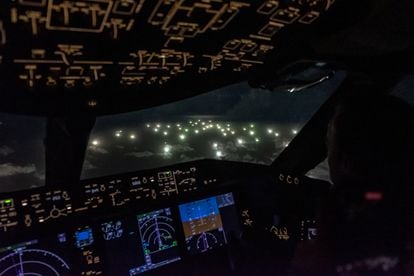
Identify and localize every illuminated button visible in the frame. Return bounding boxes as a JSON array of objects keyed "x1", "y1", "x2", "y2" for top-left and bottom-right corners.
[{"x1": 75, "y1": 228, "x2": 94, "y2": 248}]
